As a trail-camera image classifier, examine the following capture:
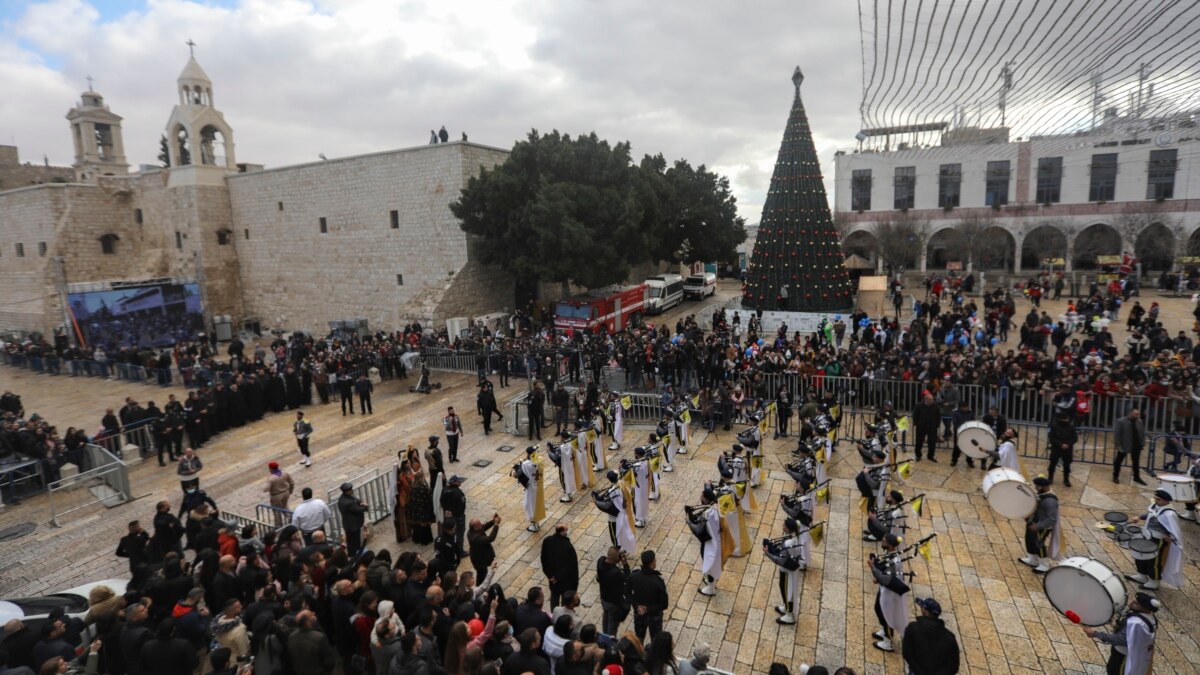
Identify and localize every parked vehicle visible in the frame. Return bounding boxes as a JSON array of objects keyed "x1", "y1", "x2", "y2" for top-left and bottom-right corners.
[
  {"x1": 554, "y1": 284, "x2": 648, "y2": 334},
  {"x1": 0, "y1": 579, "x2": 129, "y2": 640},
  {"x1": 683, "y1": 272, "x2": 718, "y2": 299},
  {"x1": 644, "y1": 274, "x2": 685, "y2": 314}
]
